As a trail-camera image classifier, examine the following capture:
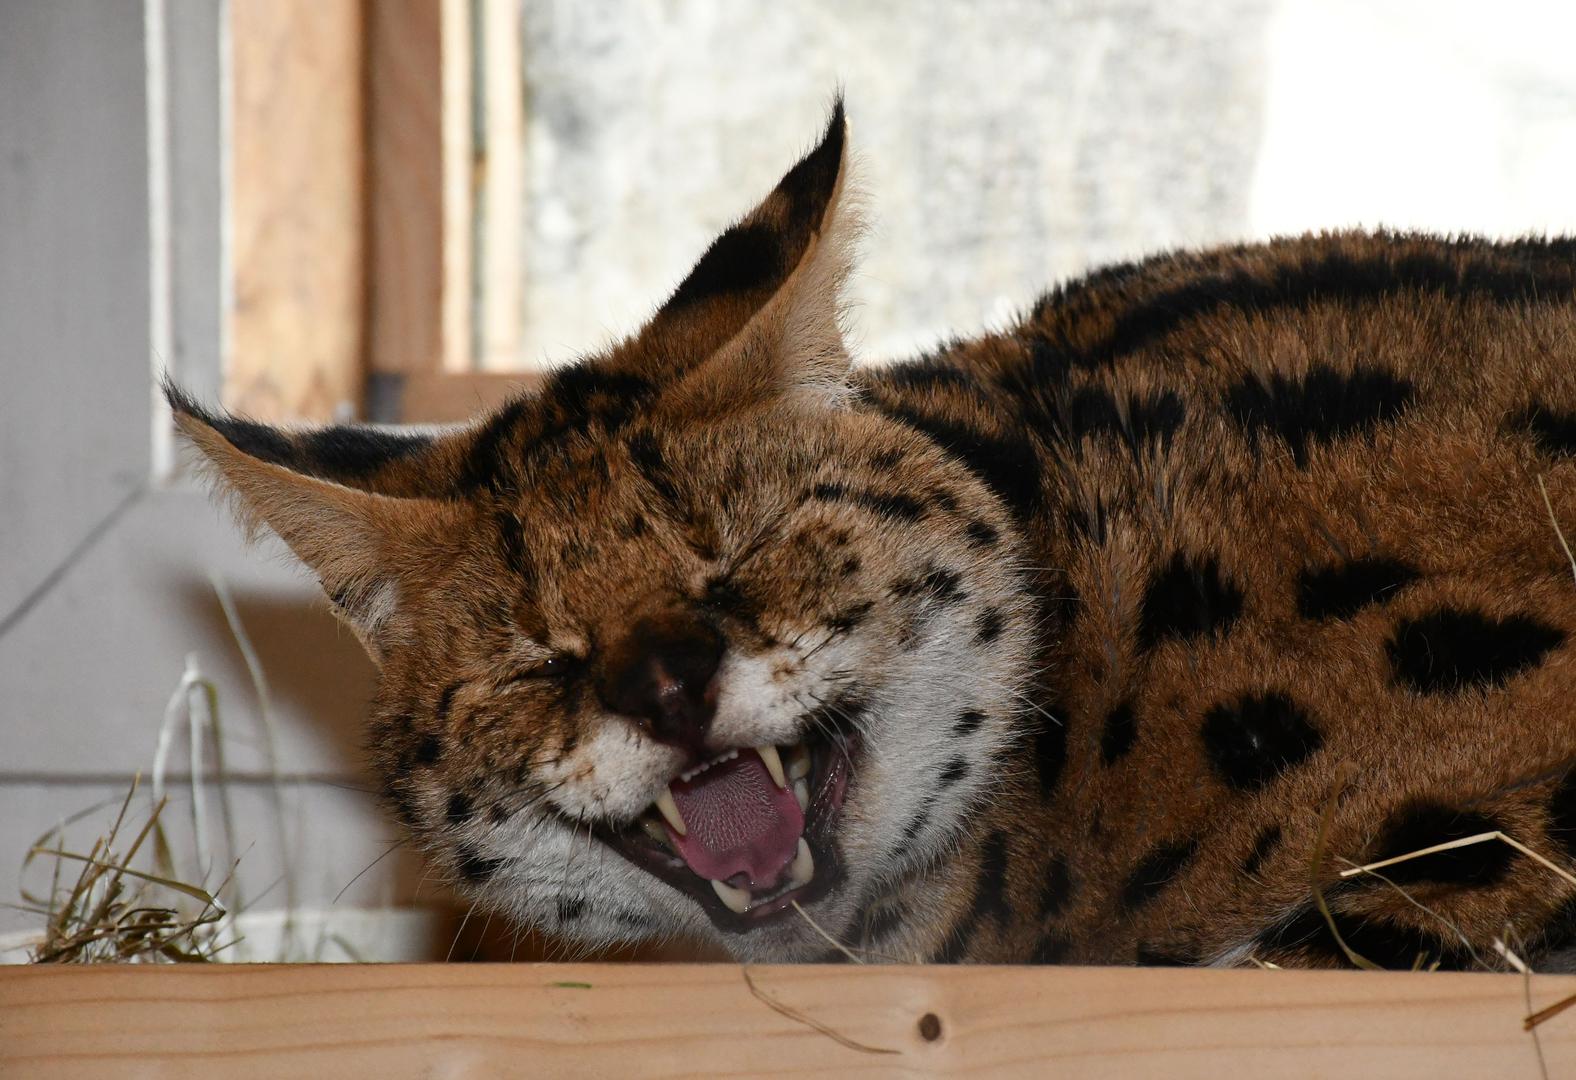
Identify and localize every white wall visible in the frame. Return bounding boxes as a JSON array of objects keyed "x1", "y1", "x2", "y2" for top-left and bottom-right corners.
[{"x1": 0, "y1": 1, "x2": 423, "y2": 953}]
